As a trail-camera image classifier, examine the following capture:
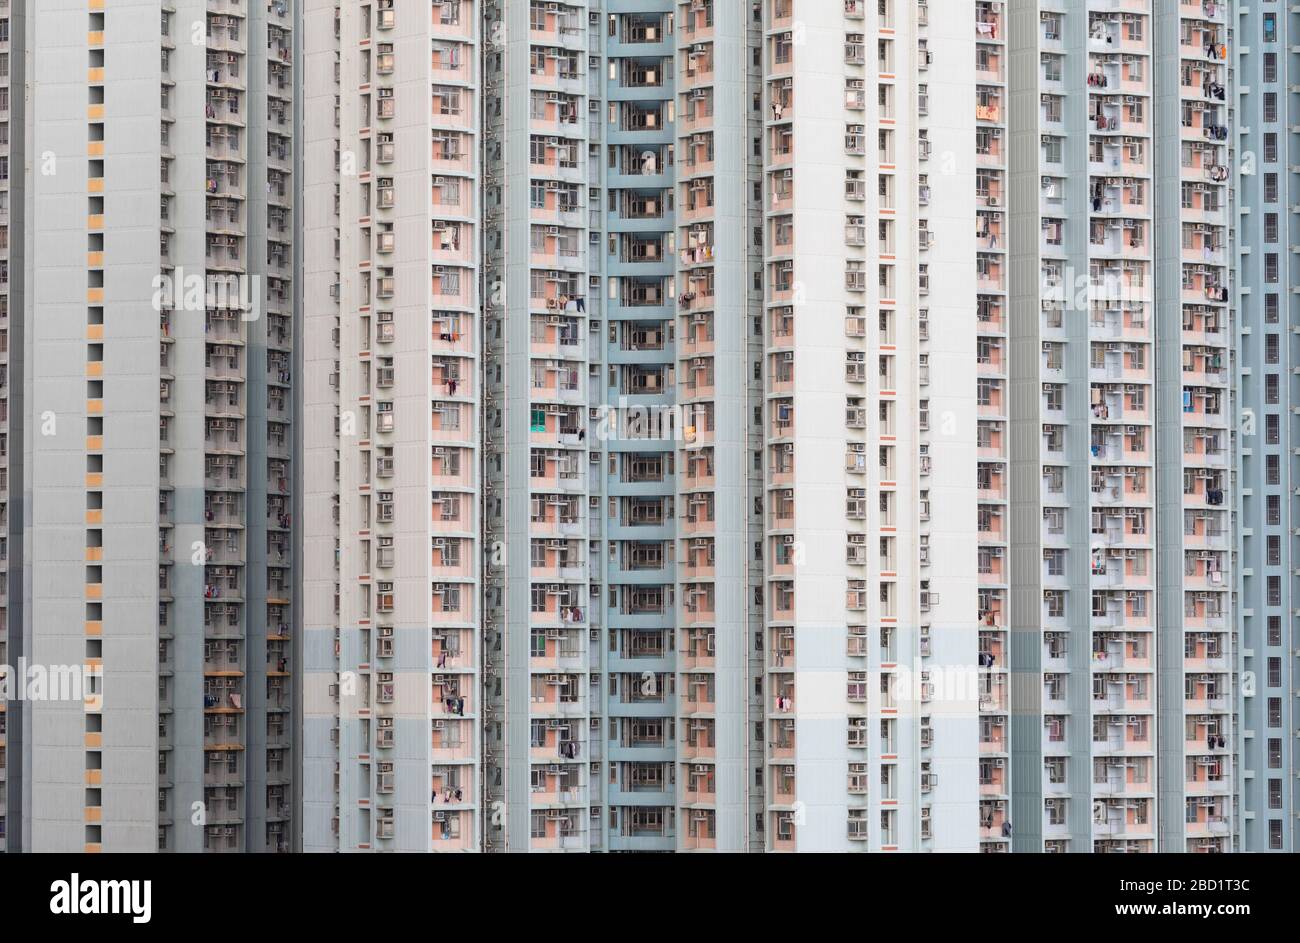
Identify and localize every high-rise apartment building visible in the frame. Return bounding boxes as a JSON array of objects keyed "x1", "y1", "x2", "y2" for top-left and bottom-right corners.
[
  {"x1": 304, "y1": 0, "x2": 483, "y2": 852},
  {"x1": 972, "y1": 0, "x2": 1009, "y2": 852},
  {"x1": 1009, "y1": 0, "x2": 1161, "y2": 854},
  {"x1": 759, "y1": 0, "x2": 979, "y2": 851},
  {"x1": 7, "y1": 0, "x2": 300, "y2": 853},
  {"x1": 0, "y1": 0, "x2": 1290, "y2": 855},
  {"x1": 0, "y1": 0, "x2": 22, "y2": 856},
  {"x1": 672, "y1": 0, "x2": 759, "y2": 852},
  {"x1": 1006, "y1": 0, "x2": 1234, "y2": 853},
  {"x1": 480, "y1": 0, "x2": 593, "y2": 853},
  {"x1": 305, "y1": 0, "x2": 987, "y2": 855},
  {"x1": 1236, "y1": 0, "x2": 1293, "y2": 853},
  {"x1": 1155, "y1": 0, "x2": 1234, "y2": 854},
  {"x1": 297, "y1": 0, "x2": 982, "y2": 853}
]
